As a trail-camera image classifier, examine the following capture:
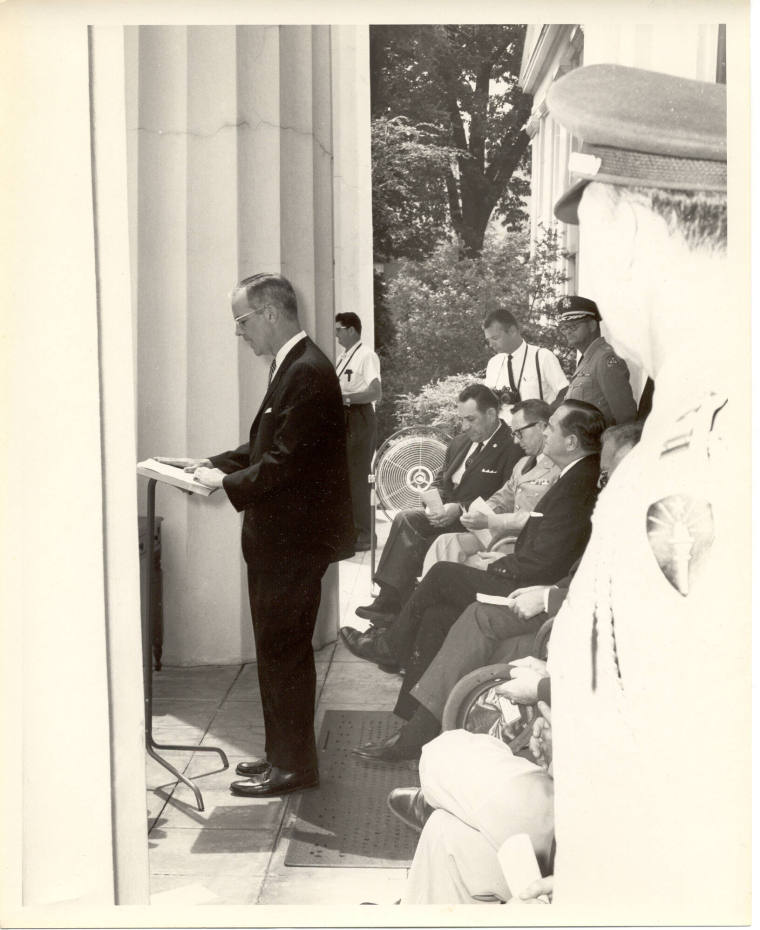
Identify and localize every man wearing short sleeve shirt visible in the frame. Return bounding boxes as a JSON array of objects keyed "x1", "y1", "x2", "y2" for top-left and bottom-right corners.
[
  {"x1": 335, "y1": 312, "x2": 382, "y2": 550},
  {"x1": 483, "y1": 307, "x2": 568, "y2": 422}
]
